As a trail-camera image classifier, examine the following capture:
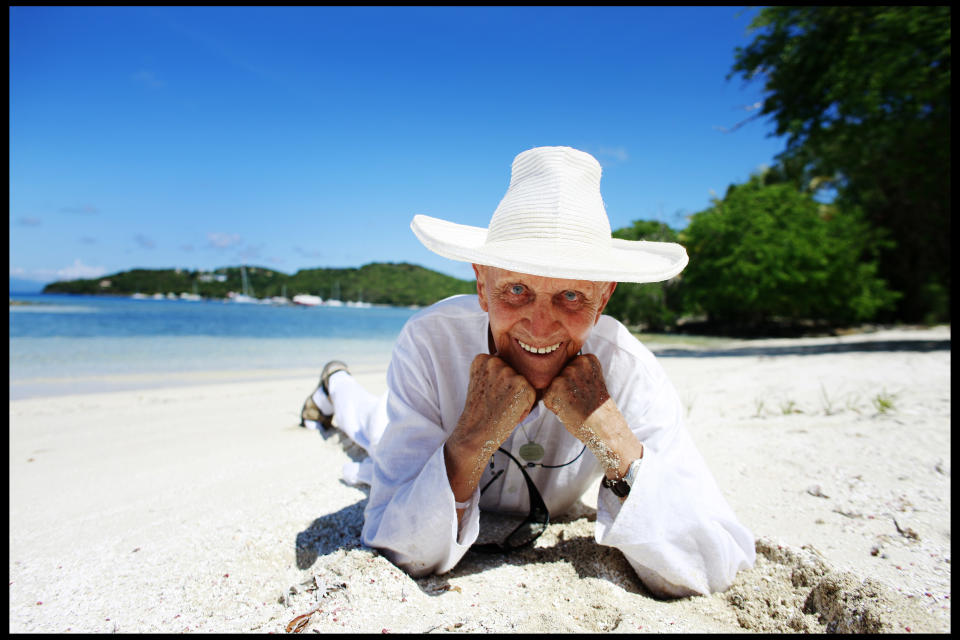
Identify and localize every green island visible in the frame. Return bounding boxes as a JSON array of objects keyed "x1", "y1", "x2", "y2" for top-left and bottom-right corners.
[{"x1": 41, "y1": 262, "x2": 476, "y2": 308}]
